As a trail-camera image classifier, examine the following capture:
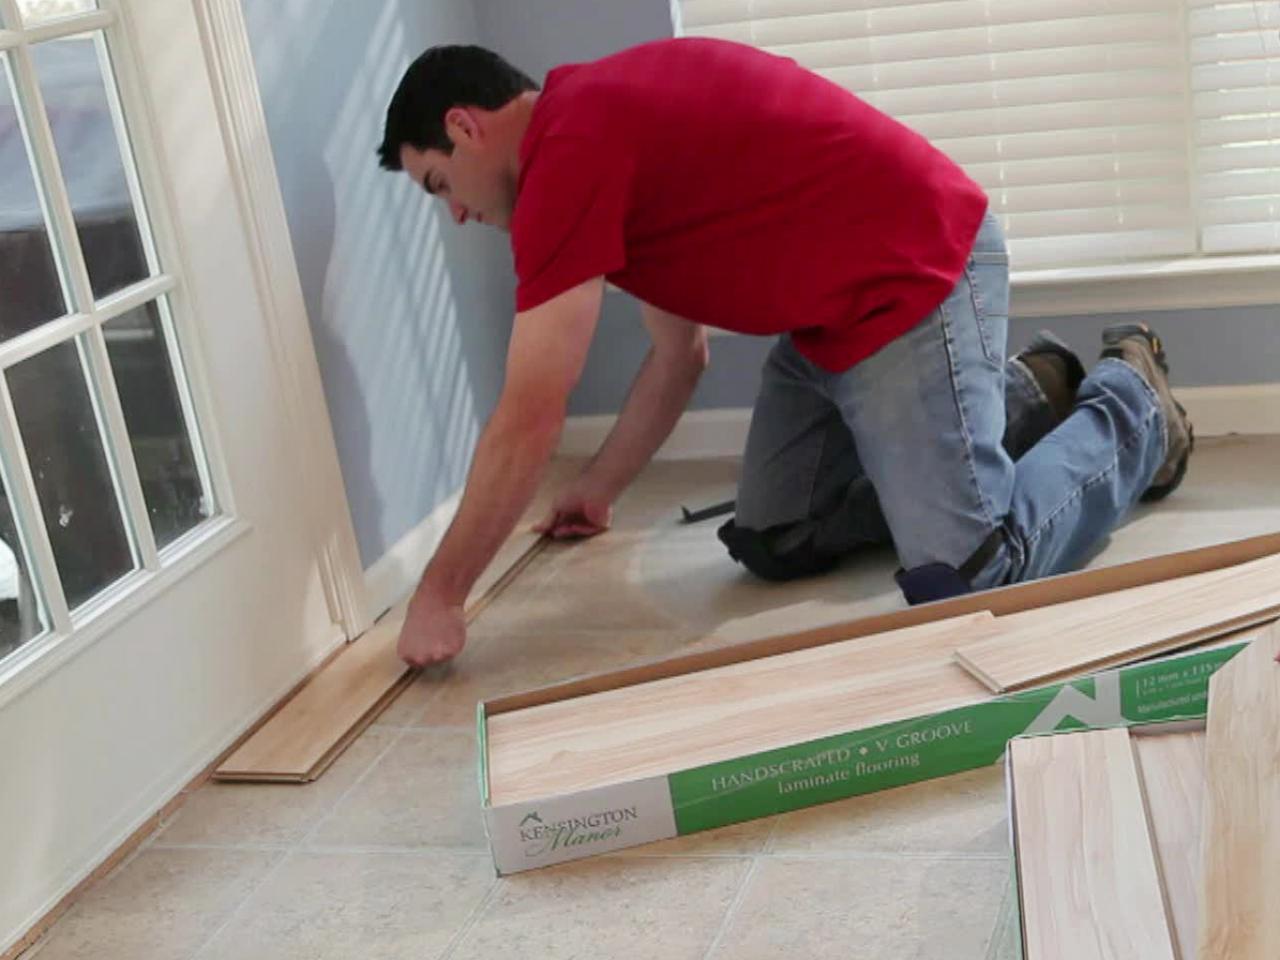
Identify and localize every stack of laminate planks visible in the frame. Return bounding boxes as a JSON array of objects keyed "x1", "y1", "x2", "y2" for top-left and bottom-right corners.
[
  {"x1": 487, "y1": 553, "x2": 1280, "y2": 807},
  {"x1": 1008, "y1": 623, "x2": 1280, "y2": 960}
]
